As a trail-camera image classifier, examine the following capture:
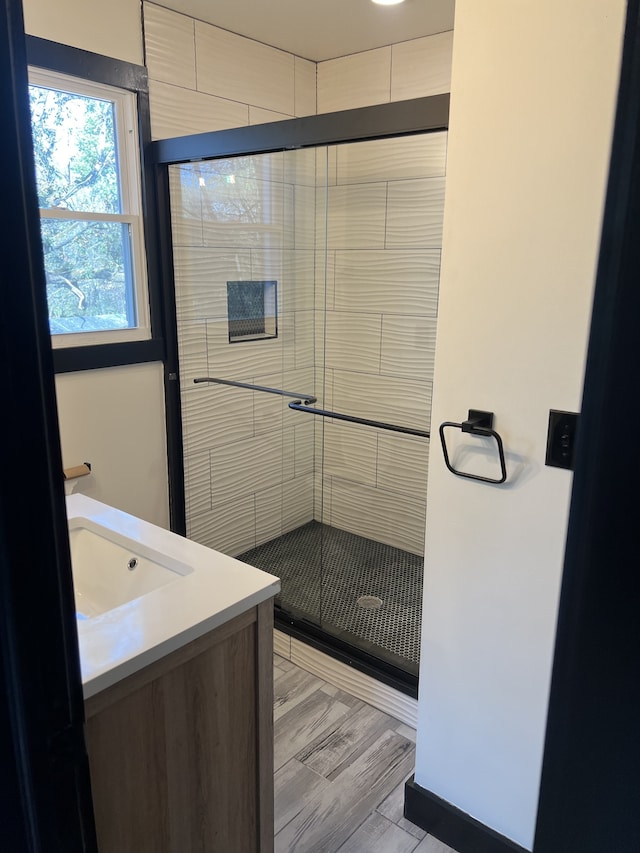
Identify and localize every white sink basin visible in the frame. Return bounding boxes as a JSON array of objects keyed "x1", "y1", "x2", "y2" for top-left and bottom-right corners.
[
  {"x1": 67, "y1": 494, "x2": 280, "y2": 698},
  {"x1": 69, "y1": 517, "x2": 193, "y2": 618}
]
